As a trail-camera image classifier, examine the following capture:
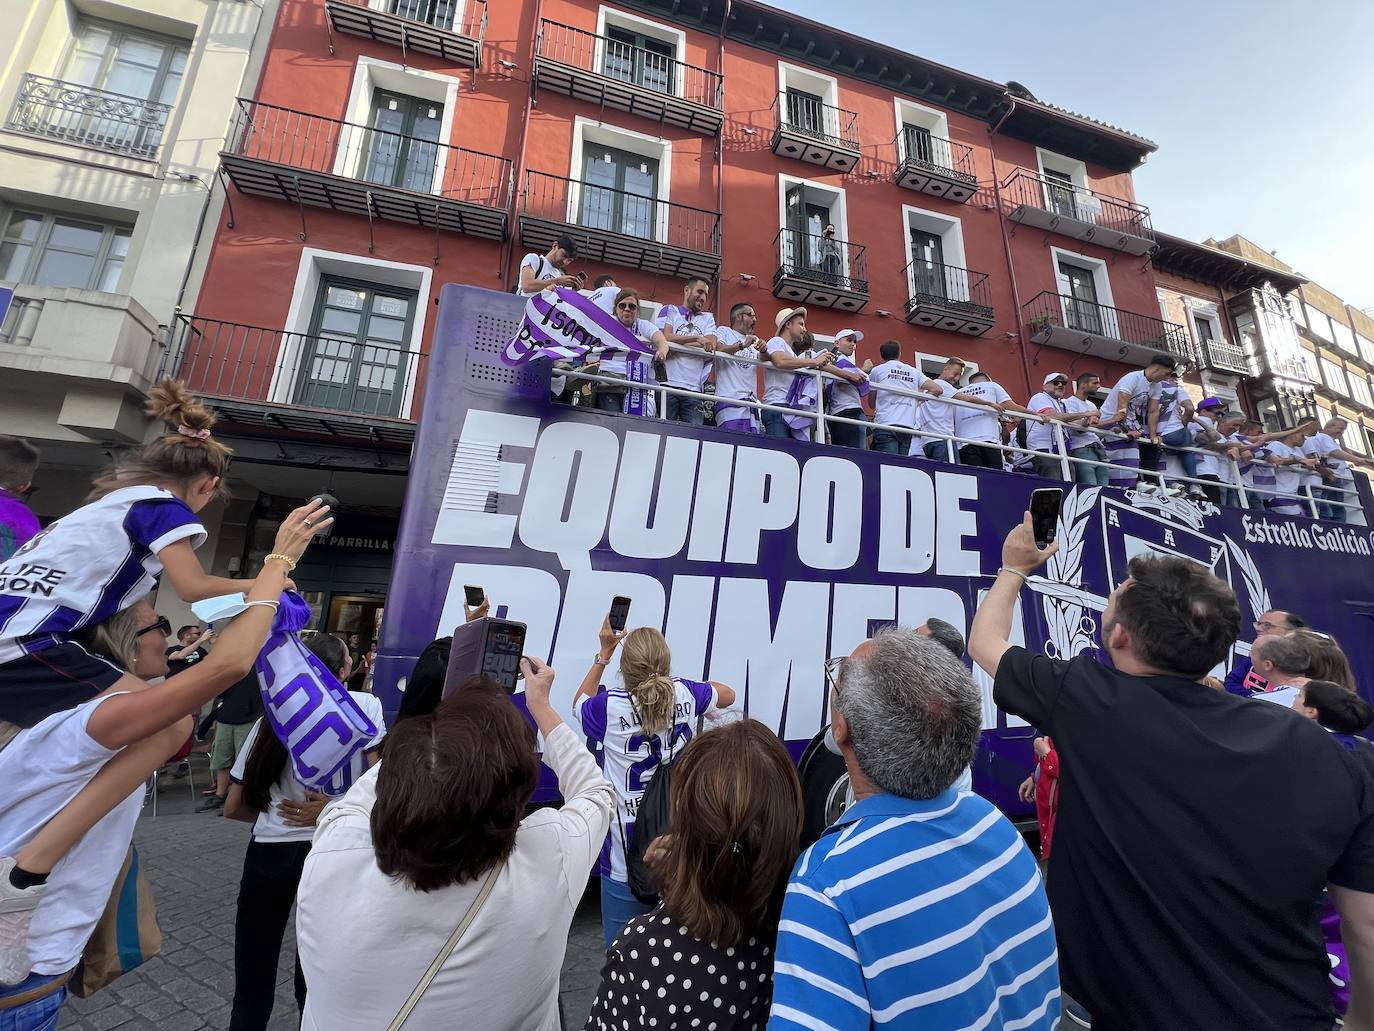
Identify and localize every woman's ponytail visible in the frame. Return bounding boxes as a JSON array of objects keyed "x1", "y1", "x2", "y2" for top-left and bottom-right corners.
[{"x1": 619, "y1": 627, "x2": 676, "y2": 736}]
